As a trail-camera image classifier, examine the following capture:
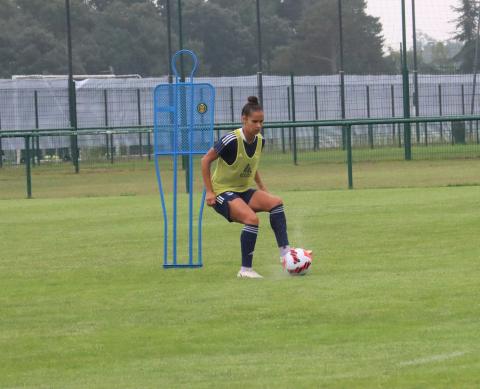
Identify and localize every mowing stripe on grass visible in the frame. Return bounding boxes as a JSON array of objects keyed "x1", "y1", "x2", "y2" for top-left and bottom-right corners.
[{"x1": 399, "y1": 351, "x2": 467, "y2": 367}]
